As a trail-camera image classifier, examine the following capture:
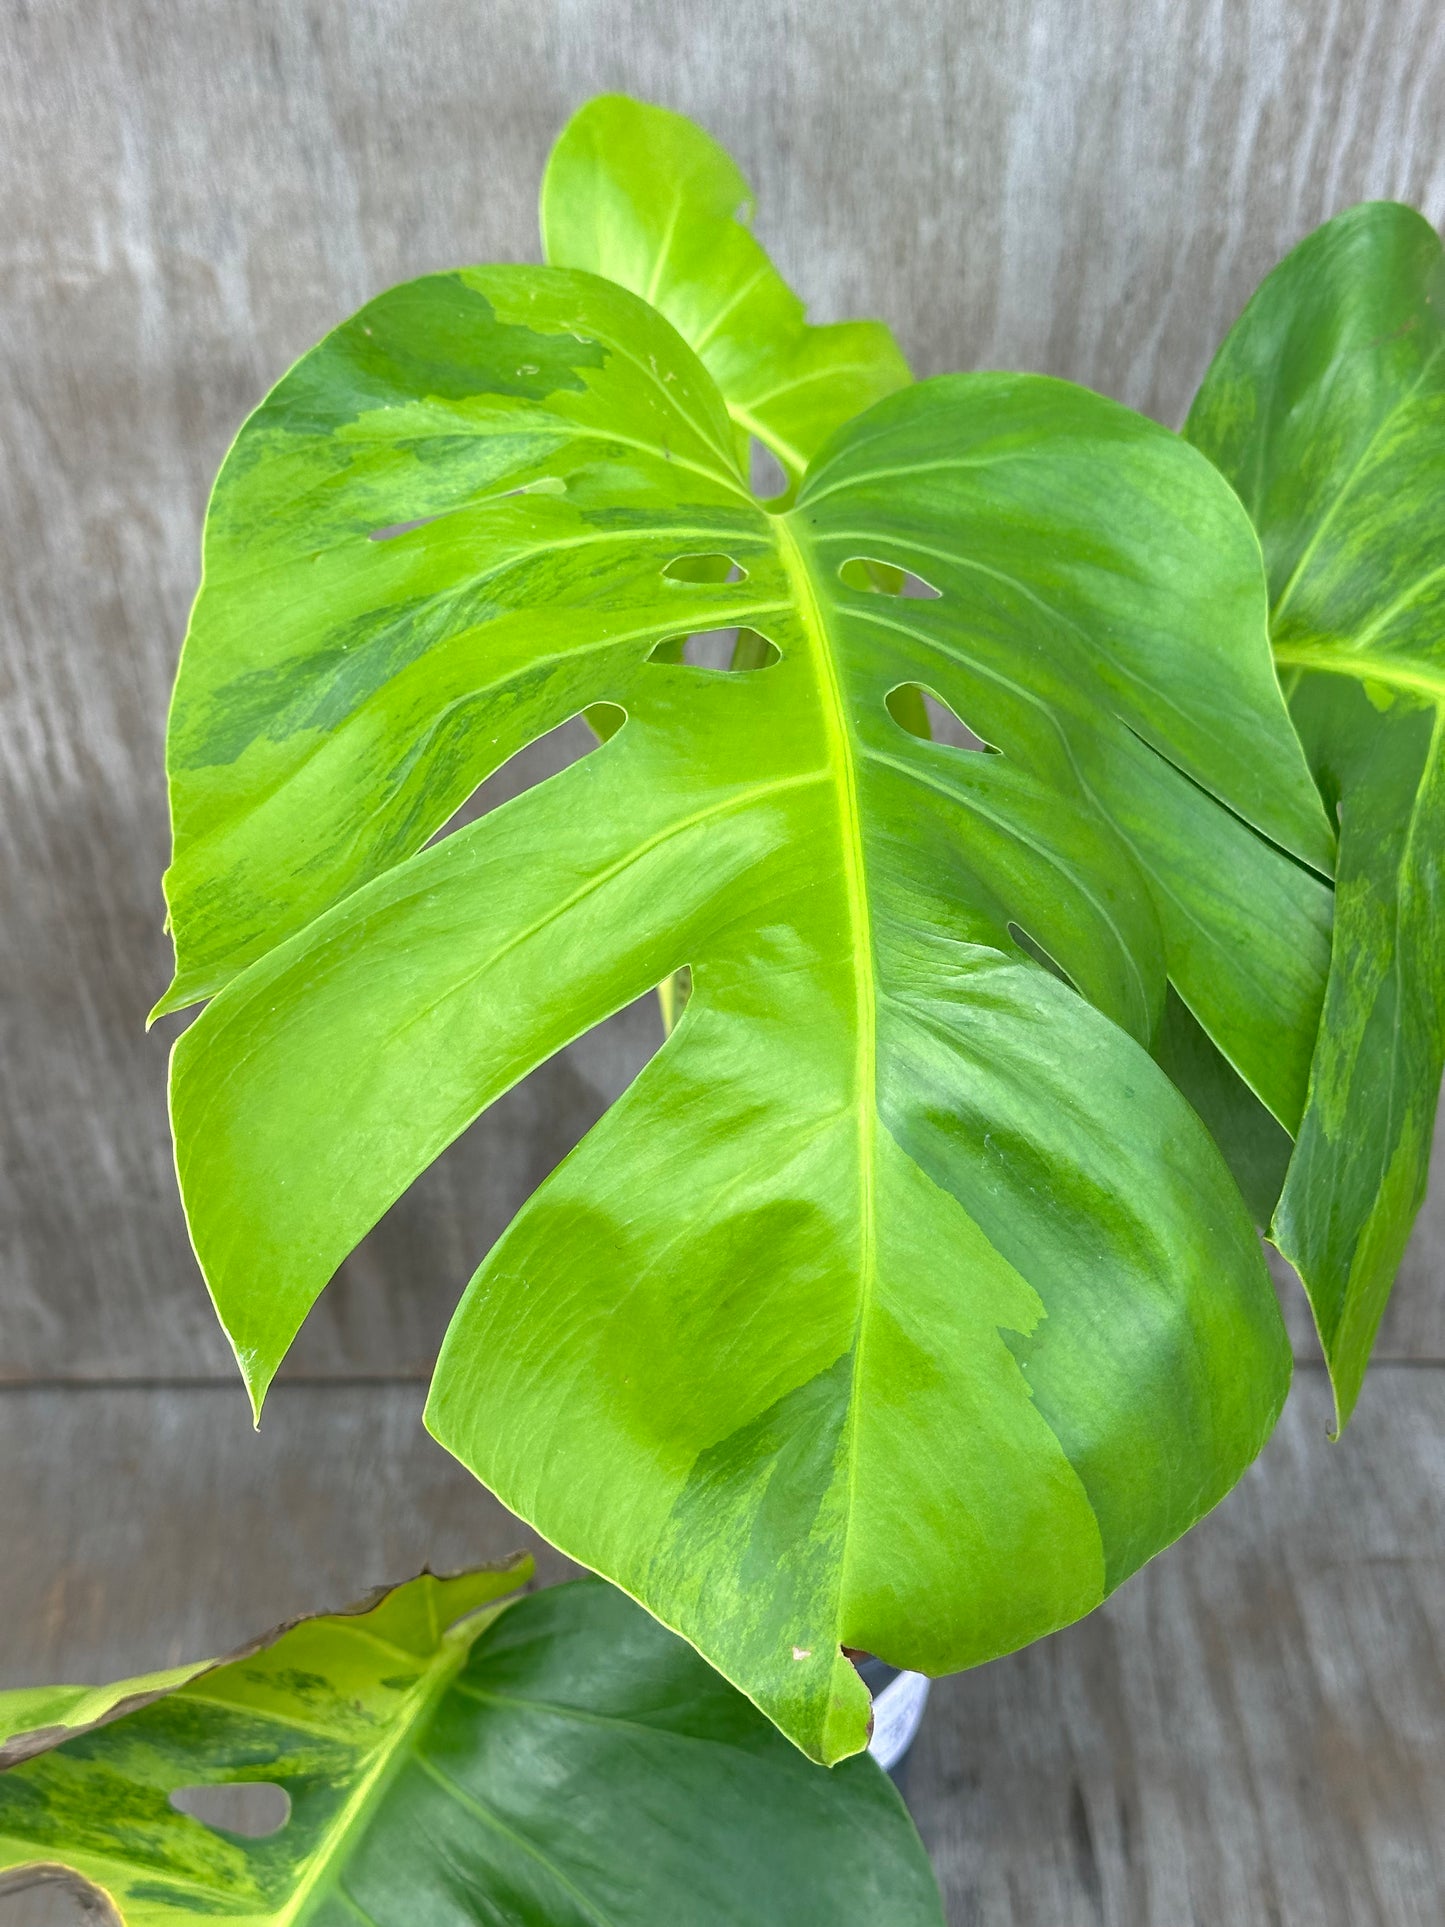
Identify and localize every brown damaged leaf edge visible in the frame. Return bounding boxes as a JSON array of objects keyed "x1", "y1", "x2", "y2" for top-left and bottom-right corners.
[{"x1": 0, "y1": 1556, "x2": 533, "y2": 1771}]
